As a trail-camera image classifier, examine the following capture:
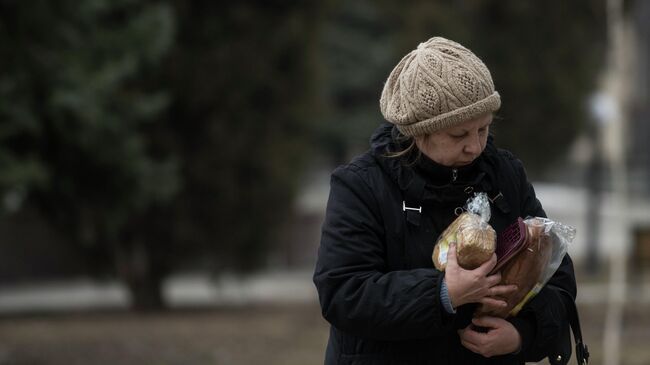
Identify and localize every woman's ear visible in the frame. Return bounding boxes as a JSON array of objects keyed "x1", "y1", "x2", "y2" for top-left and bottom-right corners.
[{"x1": 413, "y1": 134, "x2": 430, "y2": 151}]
